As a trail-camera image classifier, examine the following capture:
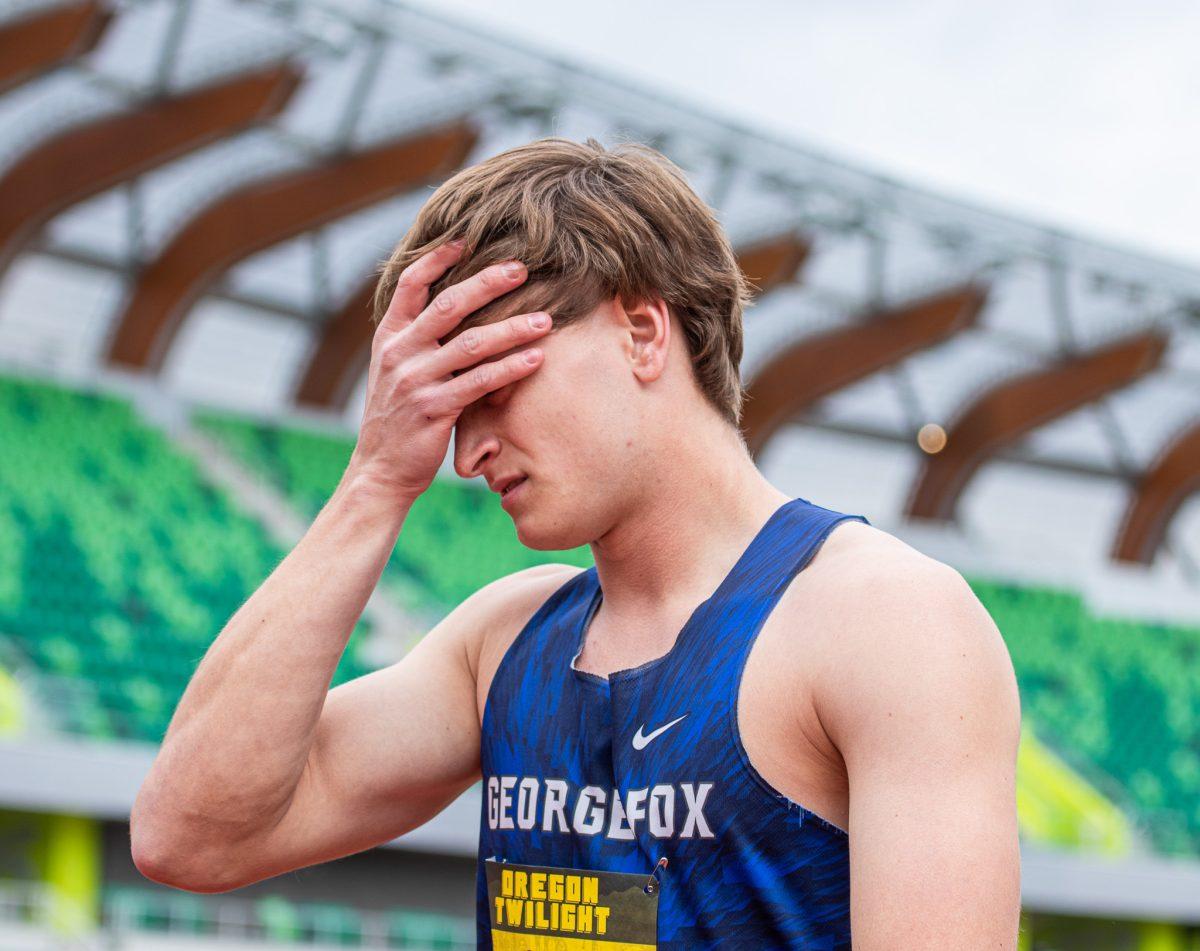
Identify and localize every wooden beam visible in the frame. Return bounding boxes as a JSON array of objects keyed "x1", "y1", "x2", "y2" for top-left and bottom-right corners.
[
  {"x1": 906, "y1": 331, "x2": 1169, "y2": 522},
  {"x1": 1111, "y1": 420, "x2": 1200, "y2": 564},
  {"x1": 742, "y1": 284, "x2": 988, "y2": 458},
  {"x1": 294, "y1": 279, "x2": 375, "y2": 410},
  {"x1": 737, "y1": 231, "x2": 810, "y2": 297},
  {"x1": 0, "y1": 1, "x2": 111, "y2": 93},
  {"x1": 107, "y1": 121, "x2": 478, "y2": 371},
  {"x1": 0, "y1": 62, "x2": 302, "y2": 278}
]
